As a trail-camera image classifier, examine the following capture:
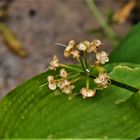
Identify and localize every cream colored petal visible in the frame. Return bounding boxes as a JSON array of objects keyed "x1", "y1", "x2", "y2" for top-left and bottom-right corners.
[
  {"x1": 68, "y1": 40, "x2": 76, "y2": 46},
  {"x1": 60, "y1": 69, "x2": 68, "y2": 78},
  {"x1": 64, "y1": 50, "x2": 70, "y2": 57},
  {"x1": 62, "y1": 87, "x2": 71, "y2": 94},
  {"x1": 80, "y1": 87, "x2": 87, "y2": 94},
  {"x1": 77, "y1": 43, "x2": 87, "y2": 51},
  {"x1": 71, "y1": 50, "x2": 80, "y2": 58},
  {"x1": 87, "y1": 89, "x2": 96, "y2": 97},
  {"x1": 105, "y1": 57, "x2": 109, "y2": 62},
  {"x1": 57, "y1": 81, "x2": 63, "y2": 89},
  {"x1": 48, "y1": 83, "x2": 57, "y2": 90},
  {"x1": 94, "y1": 78, "x2": 102, "y2": 84},
  {"x1": 81, "y1": 88, "x2": 96, "y2": 98},
  {"x1": 53, "y1": 55, "x2": 59, "y2": 62},
  {"x1": 92, "y1": 39, "x2": 101, "y2": 47},
  {"x1": 96, "y1": 52, "x2": 101, "y2": 60},
  {"x1": 47, "y1": 75, "x2": 54, "y2": 82},
  {"x1": 62, "y1": 84, "x2": 74, "y2": 94},
  {"x1": 101, "y1": 51, "x2": 107, "y2": 56}
]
